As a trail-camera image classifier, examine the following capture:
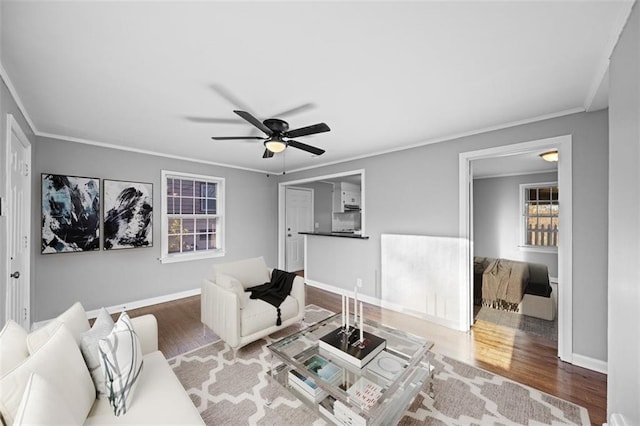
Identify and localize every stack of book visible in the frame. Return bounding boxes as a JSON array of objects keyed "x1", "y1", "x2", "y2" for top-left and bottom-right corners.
[
  {"x1": 319, "y1": 327, "x2": 386, "y2": 368},
  {"x1": 288, "y1": 369, "x2": 325, "y2": 402},
  {"x1": 288, "y1": 354, "x2": 342, "y2": 403},
  {"x1": 332, "y1": 377, "x2": 384, "y2": 425}
]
